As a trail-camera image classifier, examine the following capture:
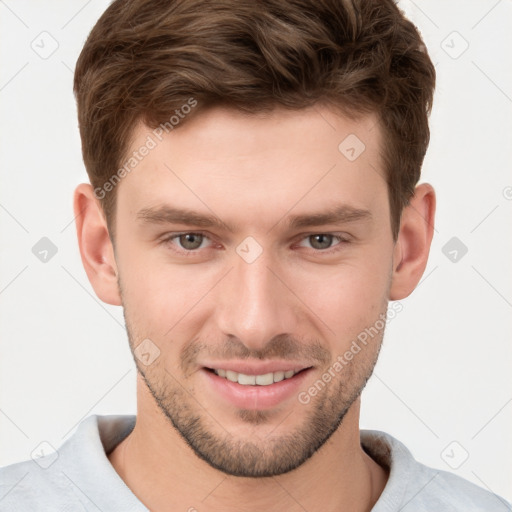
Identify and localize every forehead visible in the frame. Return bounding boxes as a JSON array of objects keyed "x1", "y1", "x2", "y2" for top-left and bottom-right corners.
[
  {"x1": 116, "y1": 105, "x2": 387, "y2": 231},
  {"x1": 139, "y1": 104, "x2": 381, "y2": 165}
]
